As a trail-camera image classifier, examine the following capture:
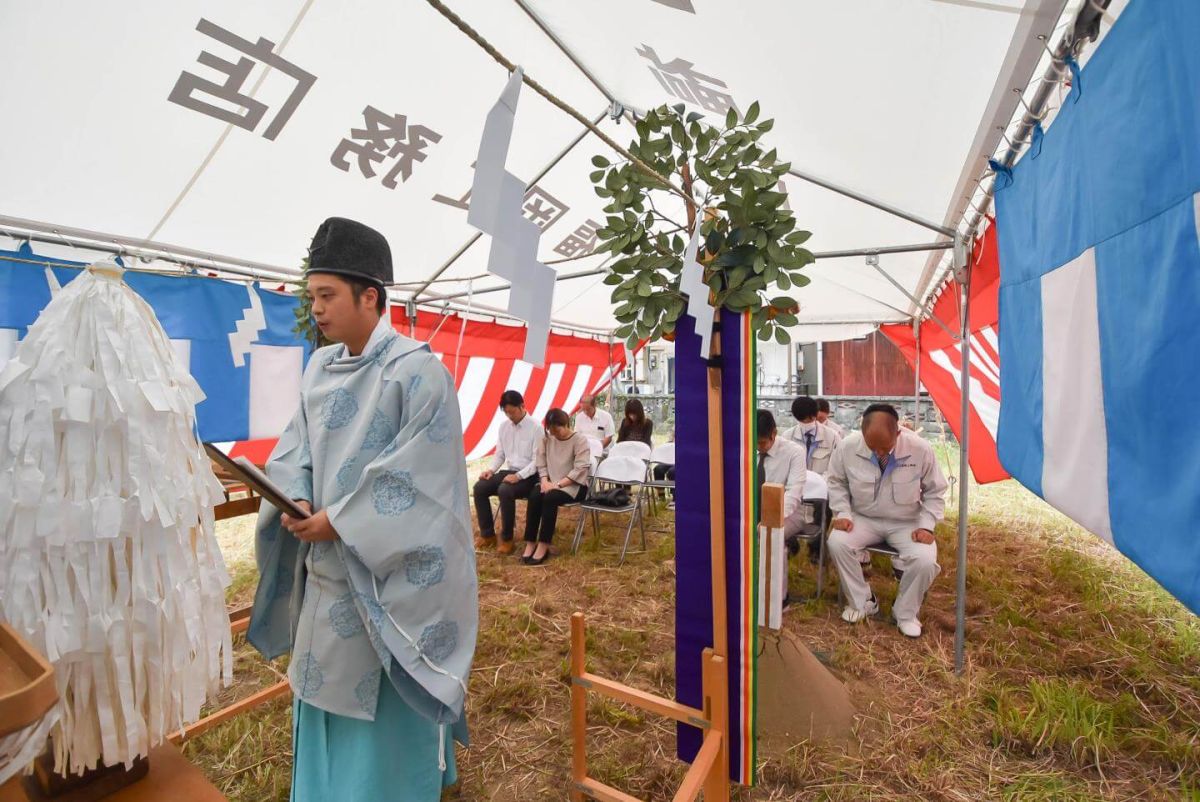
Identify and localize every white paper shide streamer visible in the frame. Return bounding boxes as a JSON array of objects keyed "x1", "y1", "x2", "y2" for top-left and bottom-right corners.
[{"x1": 0, "y1": 263, "x2": 232, "y2": 775}]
